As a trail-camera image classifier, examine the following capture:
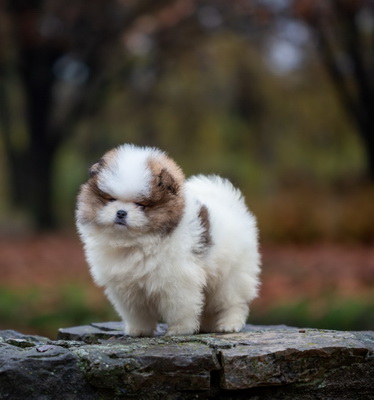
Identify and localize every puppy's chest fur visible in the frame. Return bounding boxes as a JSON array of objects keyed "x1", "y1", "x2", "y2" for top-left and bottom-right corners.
[
  {"x1": 91, "y1": 236, "x2": 201, "y2": 286},
  {"x1": 94, "y1": 241, "x2": 167, "y2": 287},
  {"x1": 93, "y1": 214, "x2": 208, "y2": 289}
]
